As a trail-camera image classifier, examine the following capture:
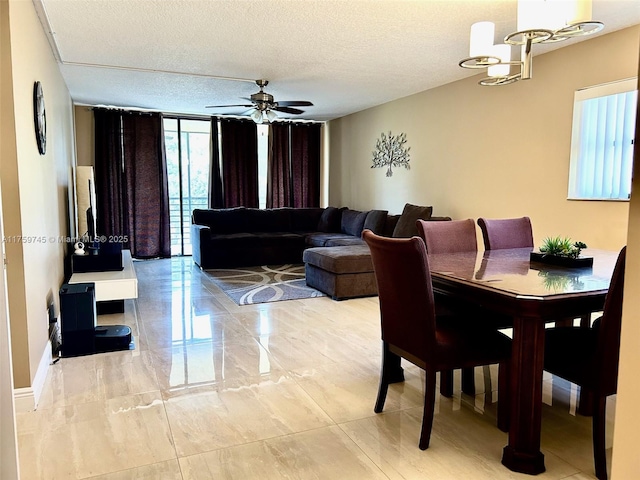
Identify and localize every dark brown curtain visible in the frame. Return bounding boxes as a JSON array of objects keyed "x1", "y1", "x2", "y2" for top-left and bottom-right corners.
[
  {"x1": 266, "y1": 122, "x2": 321, "y2": 208},
  {"x1": 266, "y1": 122, "x2": 291, "y2": 208},
  {"x1": 122, "y1": 112, "x2": 171, "y2": 258},
  {"x1": 94, "y1": 108, "x2": 125, "y2": 237},
  {"x1": 220, "y1": 118, "x2": 258, "y2": 208},
  {"x1": 291, "y1": 123, "x2": 321, "y2": 208},
  {"x1": 94, "y1": 109, "x2": 171, "y2": 259},
  {"x1": 208, "y1": 118, "x2": 224, "y2": 208}
]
